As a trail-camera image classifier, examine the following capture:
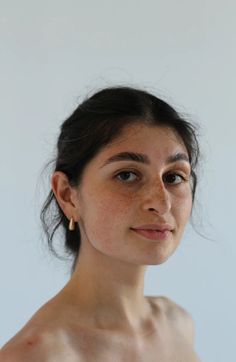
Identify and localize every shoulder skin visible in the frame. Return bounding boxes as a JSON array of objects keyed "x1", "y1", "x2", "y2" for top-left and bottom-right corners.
[
  {"x1": 157, "y1": 295, "x2": 195, "y2": 346},
  {"x1": 0, "y1": 327, "x2": 70, "y2": 362}
]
